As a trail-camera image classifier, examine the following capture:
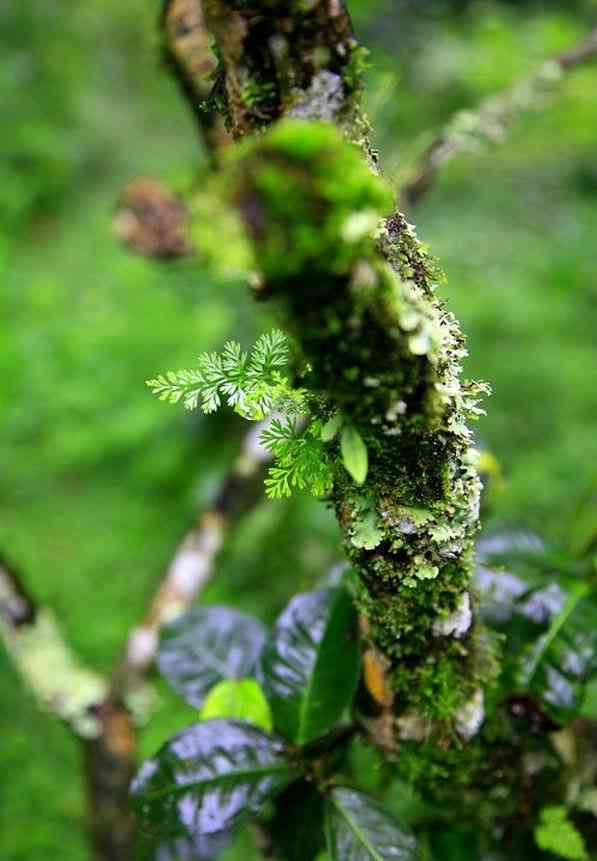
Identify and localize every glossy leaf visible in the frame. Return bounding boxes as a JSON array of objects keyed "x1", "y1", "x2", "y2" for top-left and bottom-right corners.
[
  {"x1": 326, "y1": 787, "x2": 418, "y2": 861},
  {"x1": 261, "y1": 587, "x2": 360, "y2": 745},
  {"x1": 158, "y1": 606, "x2": 267, "y2": 707},
  {"x1": 131, "y1": 719, "x2": 299, "y2": 838},
  {"x1": 155, "y1": 830, "x2": 233, "y2": 861},
  {"x1": 341, "y1": 426, "x2": 368, "y2": 485},
  {"x1": 515, "y1": 581, "x2": 597, "y2": 723},
  {"x1": 199, "y1": 678, "x2": 273, "y2": 732}
]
